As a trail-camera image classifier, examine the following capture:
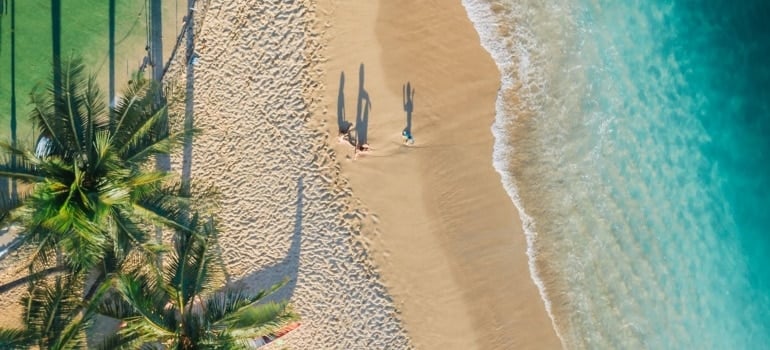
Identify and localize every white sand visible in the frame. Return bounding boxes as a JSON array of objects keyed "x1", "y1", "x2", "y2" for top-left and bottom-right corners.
[{"x1": 162, "y1": 0, "x2": 412, "y2": 348}]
